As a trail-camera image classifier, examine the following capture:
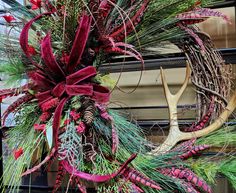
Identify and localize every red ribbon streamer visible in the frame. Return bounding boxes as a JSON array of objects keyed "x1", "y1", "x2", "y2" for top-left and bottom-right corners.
[
  {"x1": 61, "y1": 154, "x2": 137, "y2": 182},
  {"x1": 67, "y1": 14, "x2": 92, "y2": 73},
  {"x1": 20, "y1": 12, "x2": 52, "y2": 70},
  {"x1": 41, "y1": 34, "x2": 65, "y2": 77}
]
